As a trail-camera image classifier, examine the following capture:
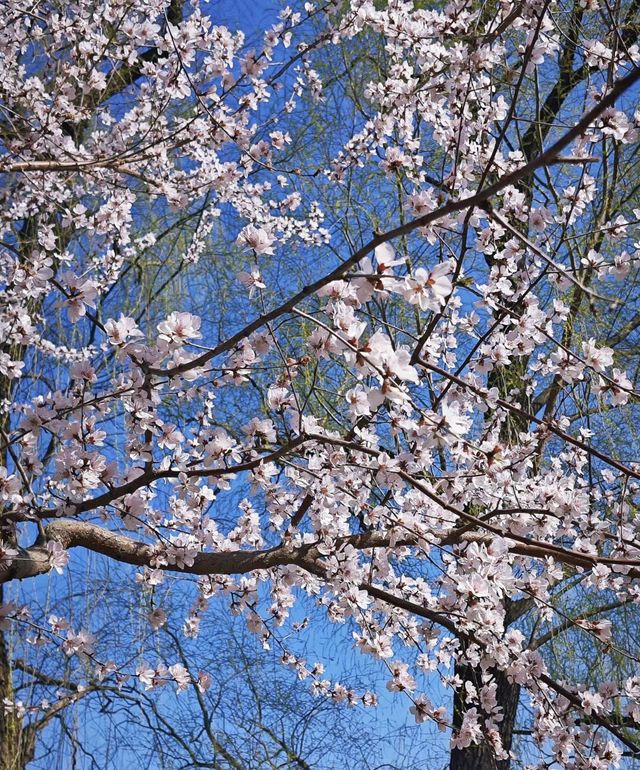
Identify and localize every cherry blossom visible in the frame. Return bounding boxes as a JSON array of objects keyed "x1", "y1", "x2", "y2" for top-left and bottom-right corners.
[
  {"x1": 402, "y1": 264, "x2": 453, "y2": 311},
  {"x1": 157, "y1": 312, "x2": 202, "y2": 345},
  {"x1": 105, "y1": 316, "x2": 145, "y2": 346},
  {"x1": 46, "y1": 542, "x2": 69, "y2": 575},
  {"x1": 237, "y1": 225, "x2": 276, "y2": 255}
]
